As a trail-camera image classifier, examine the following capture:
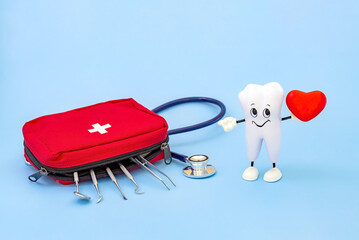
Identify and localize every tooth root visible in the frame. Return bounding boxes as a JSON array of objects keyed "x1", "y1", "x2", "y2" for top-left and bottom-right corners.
[
  {"x1": 245, "y1": 130, "x2": 263, "y2": 162},
  {"x1": 263, "y1": 124, "x2": 282, "y2": 163}
]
